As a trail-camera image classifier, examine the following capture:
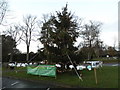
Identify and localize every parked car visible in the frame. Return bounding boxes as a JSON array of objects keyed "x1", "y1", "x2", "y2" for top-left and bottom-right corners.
[
  {"x1": 83, "y1": 61, "x2": 103, "y2": 68},
  {"x1": 77, "y1": 65, "x2": 86, "y2": 70}
]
